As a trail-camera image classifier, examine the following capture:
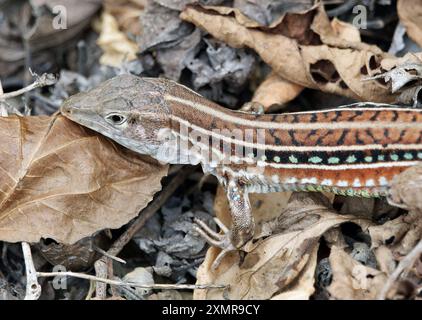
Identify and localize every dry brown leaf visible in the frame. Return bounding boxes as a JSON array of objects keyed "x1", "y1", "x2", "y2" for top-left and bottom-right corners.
[
  {"x1": 95, "y1": 12, "x2": 139, "y2": 67},
  {"x1": 365, "y1": 53, "x2": 422, "y2": 106},
  {"x1": 251, "y1": 72, "x2": 303, "y2": 111},
  {"x1": 0, "y1": 114, "x2": 167, "y2": 243},
  {"x1": 271, "y1": 244, "x2": 318, "y2": 300},
  {"x1": 195, "y1": 192, "x2": 371, "y2": 300},
  {"x1": 104, "y1": 0, "x2": 146, "y2": 36},
  {"x1": 374, "y1": 246, "x2": 396, "y2": 275},
  {"x1": 180, "y1": 3, "x2": 406, "y2": 103},
  {"x1": 369, "y1": 164, "x2": 422, "y2": 264},
  {"x1": 328, "y1": 246, "x2": 387, "y2": 300},
  {"x1": 388, "y1": 162, "x2": 422, "y2": 212},
  {"x1": 330, "y1": 18, "x2": 361, "y2": 43},
  {"x1": 397, "y1": 0, "x2": 422, "y2": 48},
  {"x1": 370, "y1": 210, "x2": 422, "y2": 258}
]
